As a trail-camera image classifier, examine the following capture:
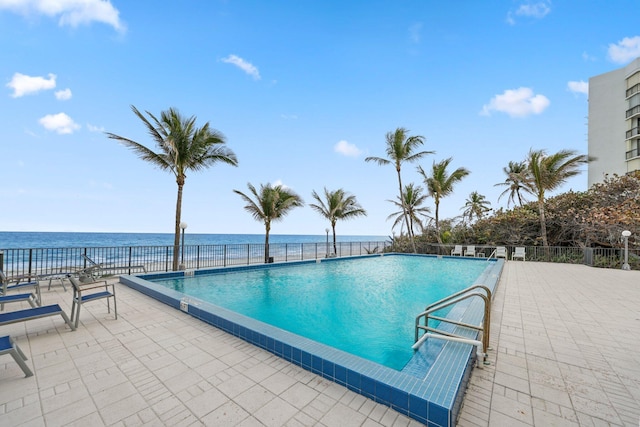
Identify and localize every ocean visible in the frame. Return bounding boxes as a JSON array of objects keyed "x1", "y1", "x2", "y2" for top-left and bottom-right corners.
[{"x1": 0, "y1": 231, "x2": 388, "y2": 250}]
